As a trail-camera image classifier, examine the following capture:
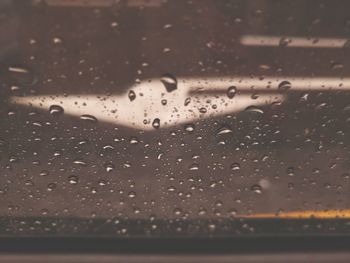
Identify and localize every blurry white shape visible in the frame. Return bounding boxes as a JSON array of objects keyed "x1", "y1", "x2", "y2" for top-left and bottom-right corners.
[
  {"x1": 127, "y1": 0, "x2": 162, "y2": 7},
  {"x1": 13, "y1": 75, "x2": 350, "y2": 130},
  {"x1": 240, "y1": 35, "x2": 349, "y2": 48},
  {"x1": 37, "y1": 0, "x2": 118, "y2": 7},
  {"x1": 39, "y1": 0, "x2": 162, "y2": 7}
]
